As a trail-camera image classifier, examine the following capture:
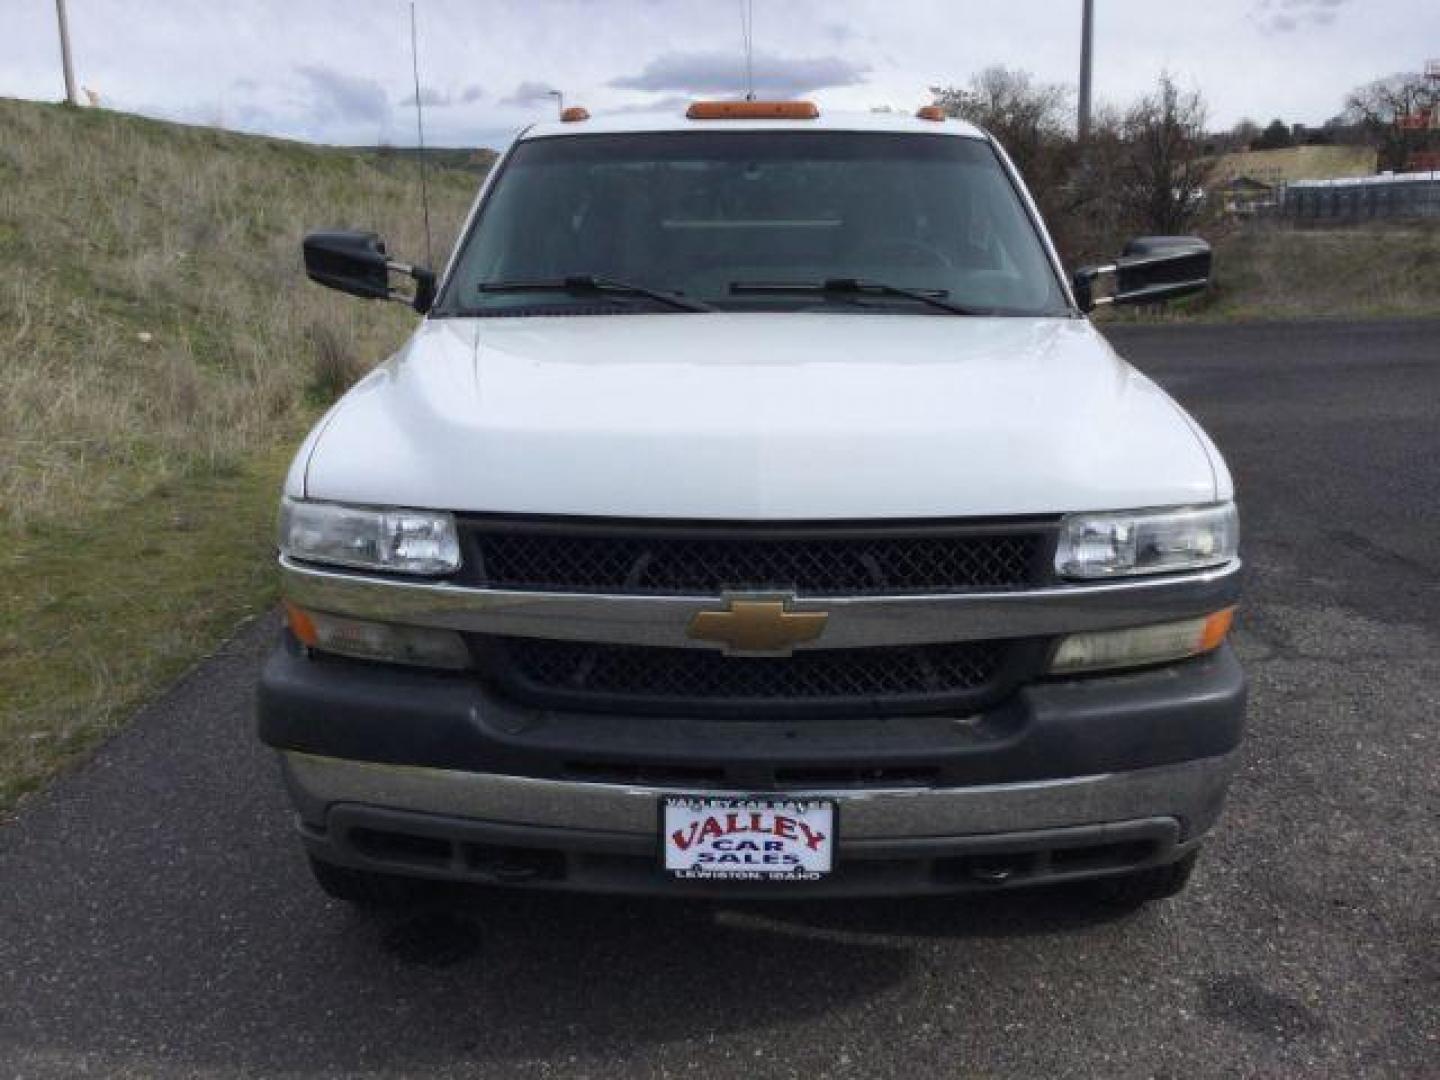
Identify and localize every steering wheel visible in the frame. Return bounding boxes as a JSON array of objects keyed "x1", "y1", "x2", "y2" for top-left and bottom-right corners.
[{"x1": 867, "y1": 237, "x2": 957, "y2": 274}]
